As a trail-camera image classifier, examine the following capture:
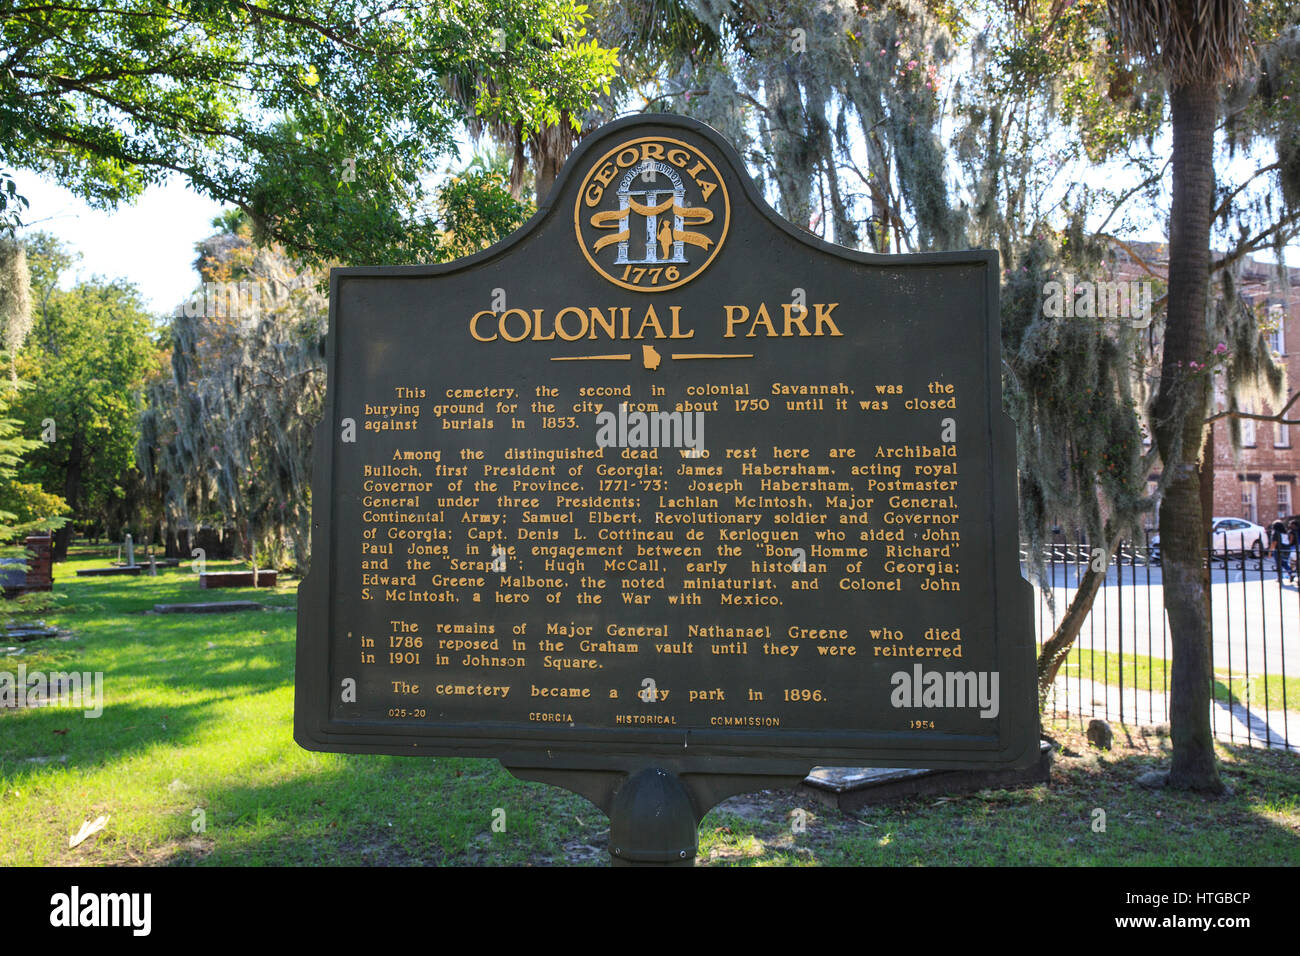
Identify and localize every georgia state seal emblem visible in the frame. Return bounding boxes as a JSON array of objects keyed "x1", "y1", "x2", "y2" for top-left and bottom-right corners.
[{"x1": 574, "y1": 136, "x2": 729, "y2": 292}]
